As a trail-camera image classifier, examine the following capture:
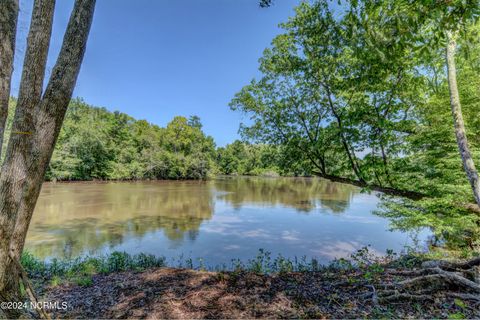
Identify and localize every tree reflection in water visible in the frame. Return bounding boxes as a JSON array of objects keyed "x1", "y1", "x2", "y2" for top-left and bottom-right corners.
[
  {"x1": 26, "y1": 177, "x2": 367, "y2": 259},
  {"x1": 214, "y1": 176, "x2": 357, "y2": 213}
]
